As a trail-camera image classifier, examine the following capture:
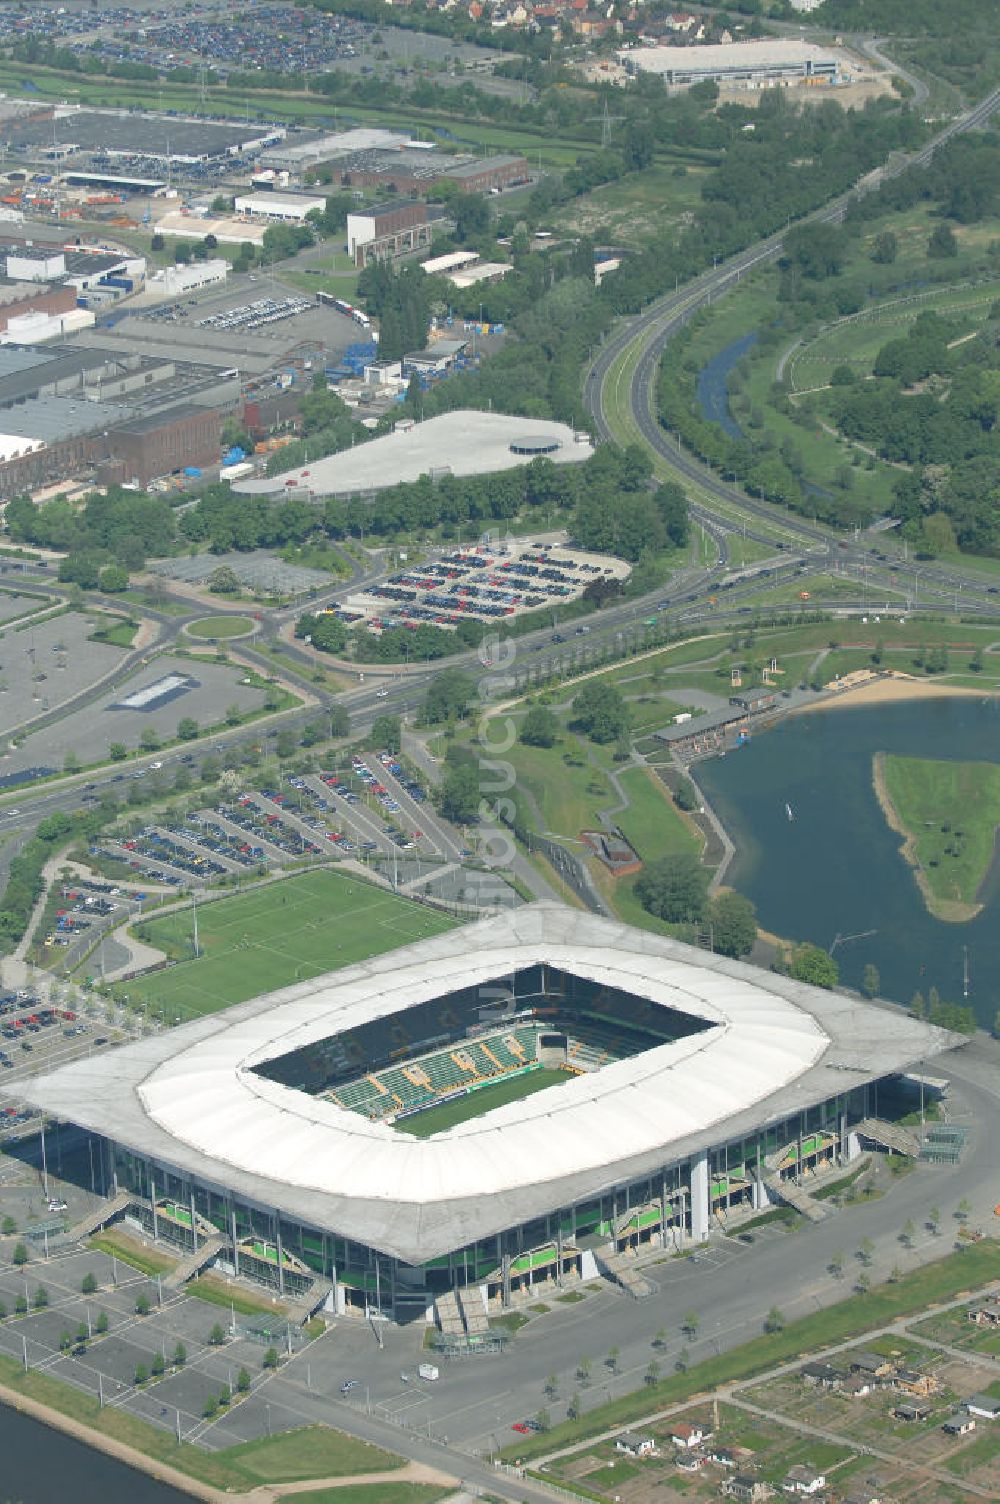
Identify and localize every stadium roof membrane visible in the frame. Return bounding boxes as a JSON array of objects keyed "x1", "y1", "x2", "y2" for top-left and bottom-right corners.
[{"x1": 19, "y1": 905, "x2": 954, "y2": 1264}]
